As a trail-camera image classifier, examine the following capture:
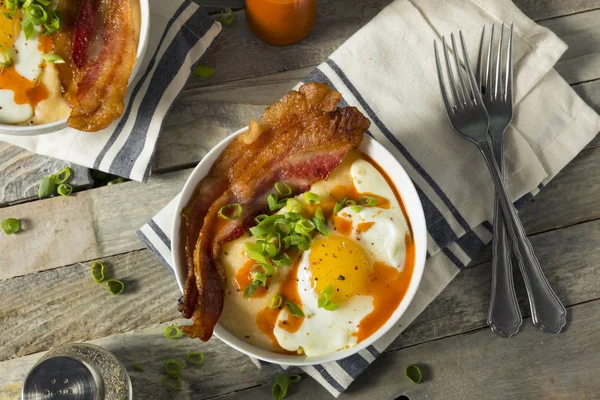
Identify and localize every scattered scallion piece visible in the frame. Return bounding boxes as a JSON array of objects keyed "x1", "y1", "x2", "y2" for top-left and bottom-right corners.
[
  {"x1": 359, "y1": 196, "x2": 378, "y2": 207},
  {"x1": 1, "y1": 218, "x2": 20, "y2": 235},
  {"x1": 43, "y1": 9, "x2": 61, "y2": 33},
  {"x1": 3, "y1": 10, "x2": 17, "y2": 19},
  {"x1": 317, "y1": 286, "x2": 339, "y2": 311},
  {"x1": 194, "y1": 65, "x2": 215, "y2": 78},
  {"x1": 404, "y1": 364, "x2": 422, "y2": 384},
  {"x1": 57, "y1": 183, "x2": 73, "y2": 197},
  {"x1": 275, "y1": 182, "x2": 292, "y2": 196},
  {"x1": 220, "y1": 7, "x2": 234, "y2": 26},
  {"x1": 255, "y1": 214, "x2": 268, "y2": 223},
  {"x1": 165, "y1": 359, "x2": 183, "y2": 377},
  {"x1": 21, "y1": 18, "x2": 34, "y2": 40},
  {"x1": 0, "y1": 45, "x2": 11, "y2": 67},
  {"x1": 249, "y1": 224, "x2": 270, "y2": 238},
  {"x1": 133, "y1": 364, "x2": 144, "y2": 372},
  {"x1": 251, "y1": 271, "x2": 267, "y2": 286},
  {"x1": 104, "y1": 279, "x2": 124, "y2": 296},
  {"x1": 313, "y1": 217, "x2": 328, "y2": 237},
  {"x1": 244, "y1": 242, "x2": 268, "y2": 263},
  {"x1": 303, "y1": 192, "x2": 320, "y2": 204},
  {"x1": 42, "y1": 53, "x2": 65, "y2": 64},
  {"x1": 90, "y1": 261, "x2": 105, "y2": 283},
  {"x1": 218, "y1": 203, "x2": 242, "y2": 220},
  {"x1": 294, "y1": 218, "x2": 315, "y2": 235},
  {"x1": 252, "y1": 262, "x2": 275, "y2": 277},
  {"x1": 272, "y1": 373, "x2": 301, "y2": 400},
  {"x1": 269, "y1": 294, "x2": 282, "y2": 309},
  {"x1": 243, "y1": 280, "x2": 260, "y2": 298},
  {"x1": 286, "y1": 198, "x2": 302, "y2": 213},
  {"x1": 5, "y1": 0, "x2": 17, "y2": 10},
  {"x1": 163, "y1": 374, "x2": 183, "y2": 391},
  {"x1": 164, "y1": 325, "x2": 184, "y2": 339},
  {"x1": 38, "y1": 175, "x2": 57, "y2": 199},
  {"x1": 286, "y1": 302, "x2": 304, "y2": 318},
  {"x1": 186, "y1": 351, "x2": 204, "y2": 366},
  {"x1": 272, "y1": 253, "x2": 292, "y2": 267},
  {"x1": 333, "y1": 196, "x2": 347, "y2": 214},
  {"x1": 107, "y1": 177, "x2": 125, "y2": 185},
  {"x1": 314, "y1": 207, "x2": 324, "y2": 221},
  {"x1": 267, "y1": 193, "x2": 286, "y2": 211},
  {"x1": 55, "y1": 166, "x2": 71, "y2": 184},
  {"x1": 26, "y1": 4, "x2": 47, "y2": 26}
]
